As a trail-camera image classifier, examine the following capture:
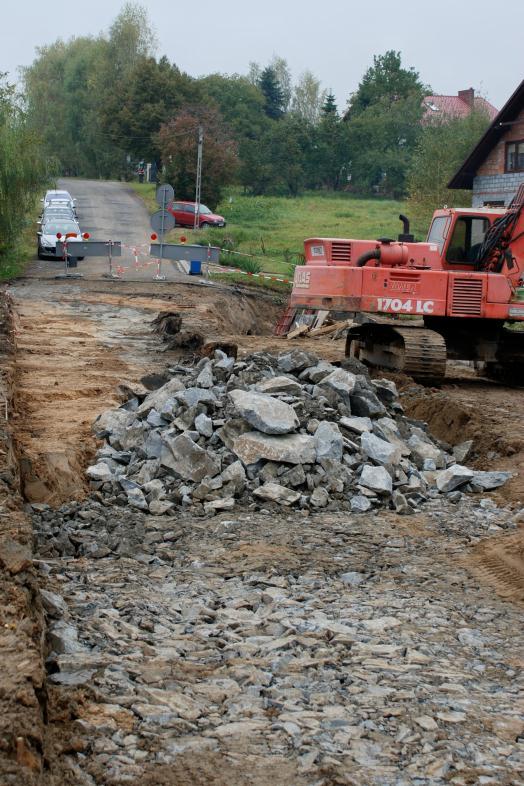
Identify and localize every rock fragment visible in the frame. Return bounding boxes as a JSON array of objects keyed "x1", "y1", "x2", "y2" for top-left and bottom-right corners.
[
  {"x1": 253, "y1": 483, "x2": 301, "y2": 506},
  {"x1": 435, "y1": 464, "x2": 474, "y2": 493},
  {"x1": 232, "y1": 432, "x2": 316, "y2": 466},
  {"x1": 229, "y1": 389, "x2": 299, "y2": 434},
  {"x1": 360, "y1": 465, "x2": 392, "y2": 495}
]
